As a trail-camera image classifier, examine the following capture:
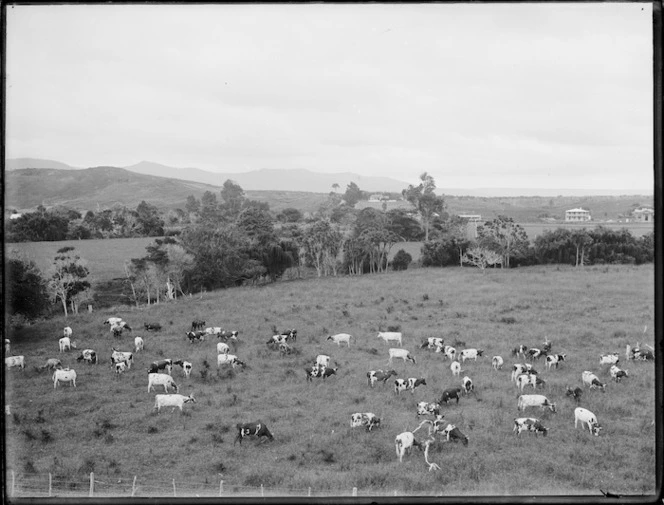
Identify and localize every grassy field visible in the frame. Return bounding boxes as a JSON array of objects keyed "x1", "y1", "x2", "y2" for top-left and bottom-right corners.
[{"x1": 4, "y1": 264, "x2": 657, "y2": 498}]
